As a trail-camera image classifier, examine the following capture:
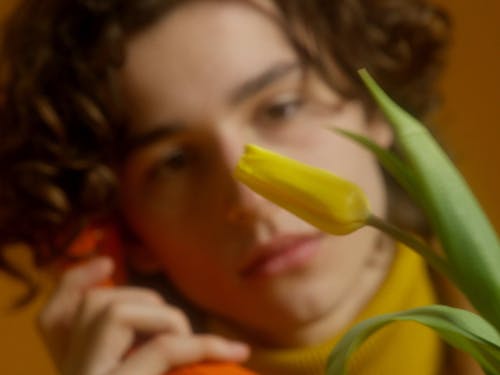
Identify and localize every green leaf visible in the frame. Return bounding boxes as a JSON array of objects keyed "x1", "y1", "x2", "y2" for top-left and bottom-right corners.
[
  {"x1": 333, "y1": 129, "x2": 454, "y2": 281},
  {"x1": 326, "y1": 305, "x2": 500, "y2": 375},
  {"x1": 333, "y1": 128, "x2": 420, "y2": 203},
  {"x1": 358, "y1": 69, "x2": 500, "y2": 332}
]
